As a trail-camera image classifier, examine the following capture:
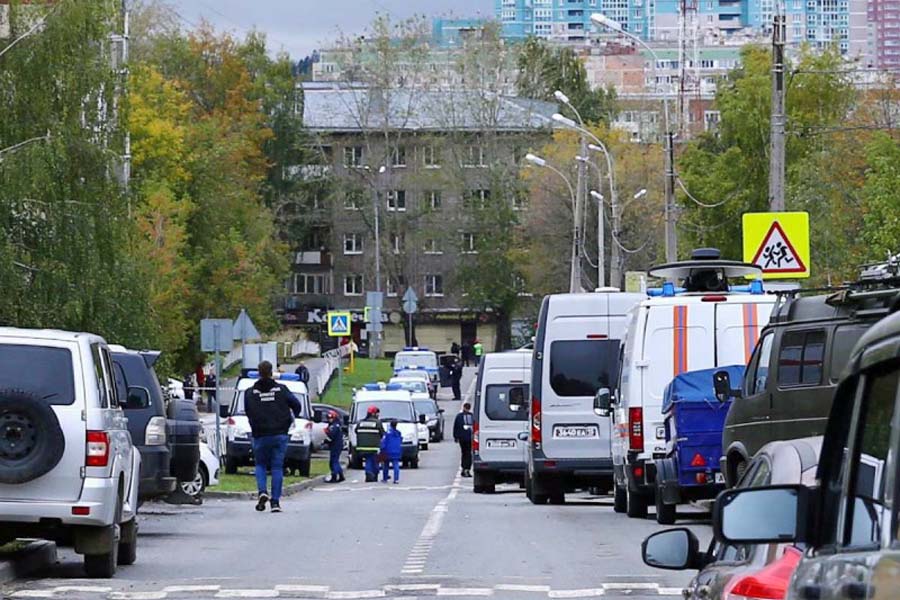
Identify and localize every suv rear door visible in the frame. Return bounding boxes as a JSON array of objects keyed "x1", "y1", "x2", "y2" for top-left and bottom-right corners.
[{"x1": 0, "y1": 340, "x2": 86, "y2": 502}]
